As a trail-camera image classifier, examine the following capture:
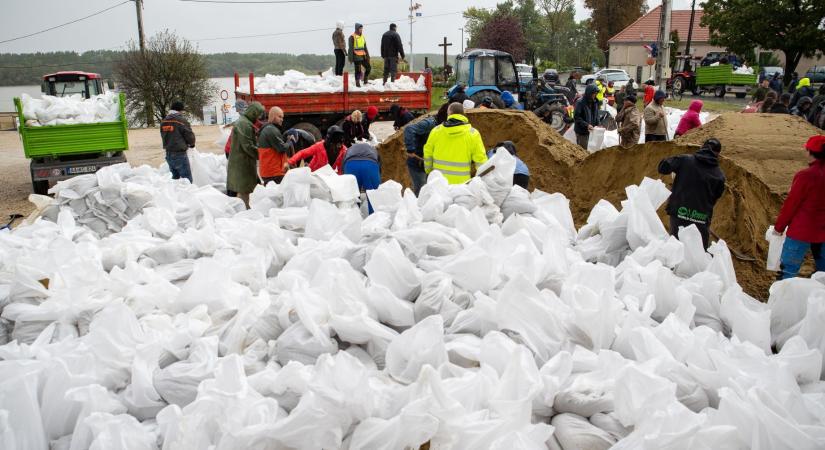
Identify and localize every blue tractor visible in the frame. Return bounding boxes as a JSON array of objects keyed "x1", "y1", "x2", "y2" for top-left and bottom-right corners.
[{"x1": 447, "y1": 49, "x2": 573, "y2": 132}]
